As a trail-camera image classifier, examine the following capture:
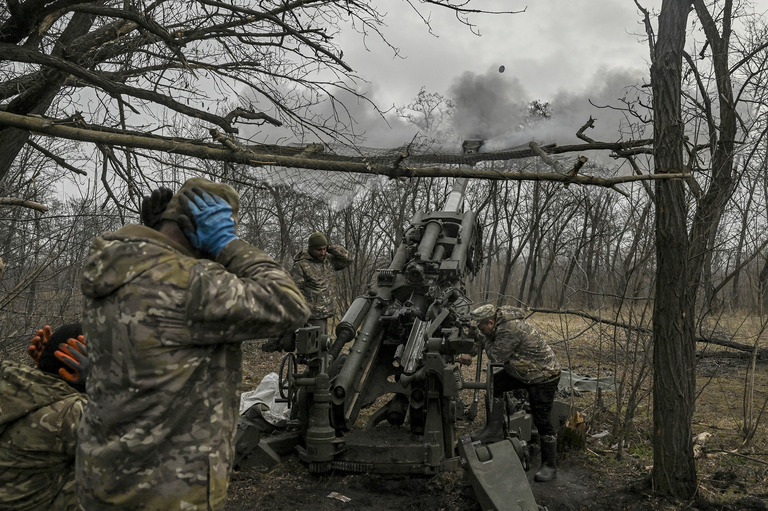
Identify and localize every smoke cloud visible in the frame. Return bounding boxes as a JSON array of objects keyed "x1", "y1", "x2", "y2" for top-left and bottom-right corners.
[
  {"x1": 446, "y1": 66, "x2": 649, "y2": 153},
  {"x1": 449, "y1": 70, "x2": 530, "y2": 141}
]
